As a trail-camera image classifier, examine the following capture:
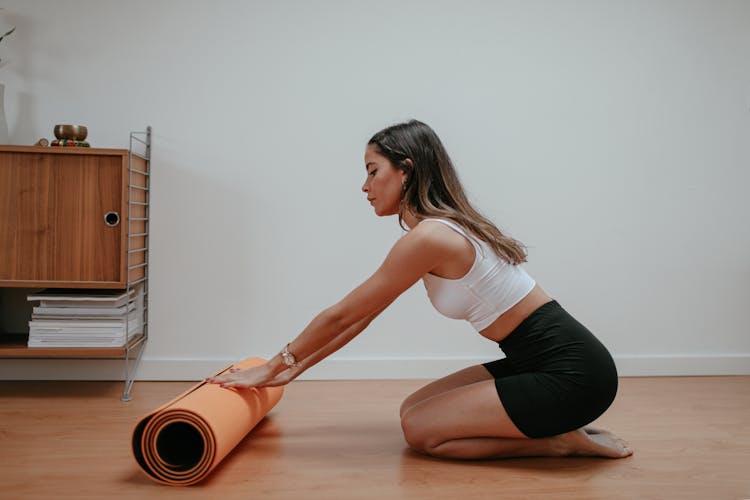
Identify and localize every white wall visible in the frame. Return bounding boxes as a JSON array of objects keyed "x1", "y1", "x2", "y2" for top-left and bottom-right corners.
[{"x1": 1, "y1": 0, "x2": 748, "y2": 380}]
